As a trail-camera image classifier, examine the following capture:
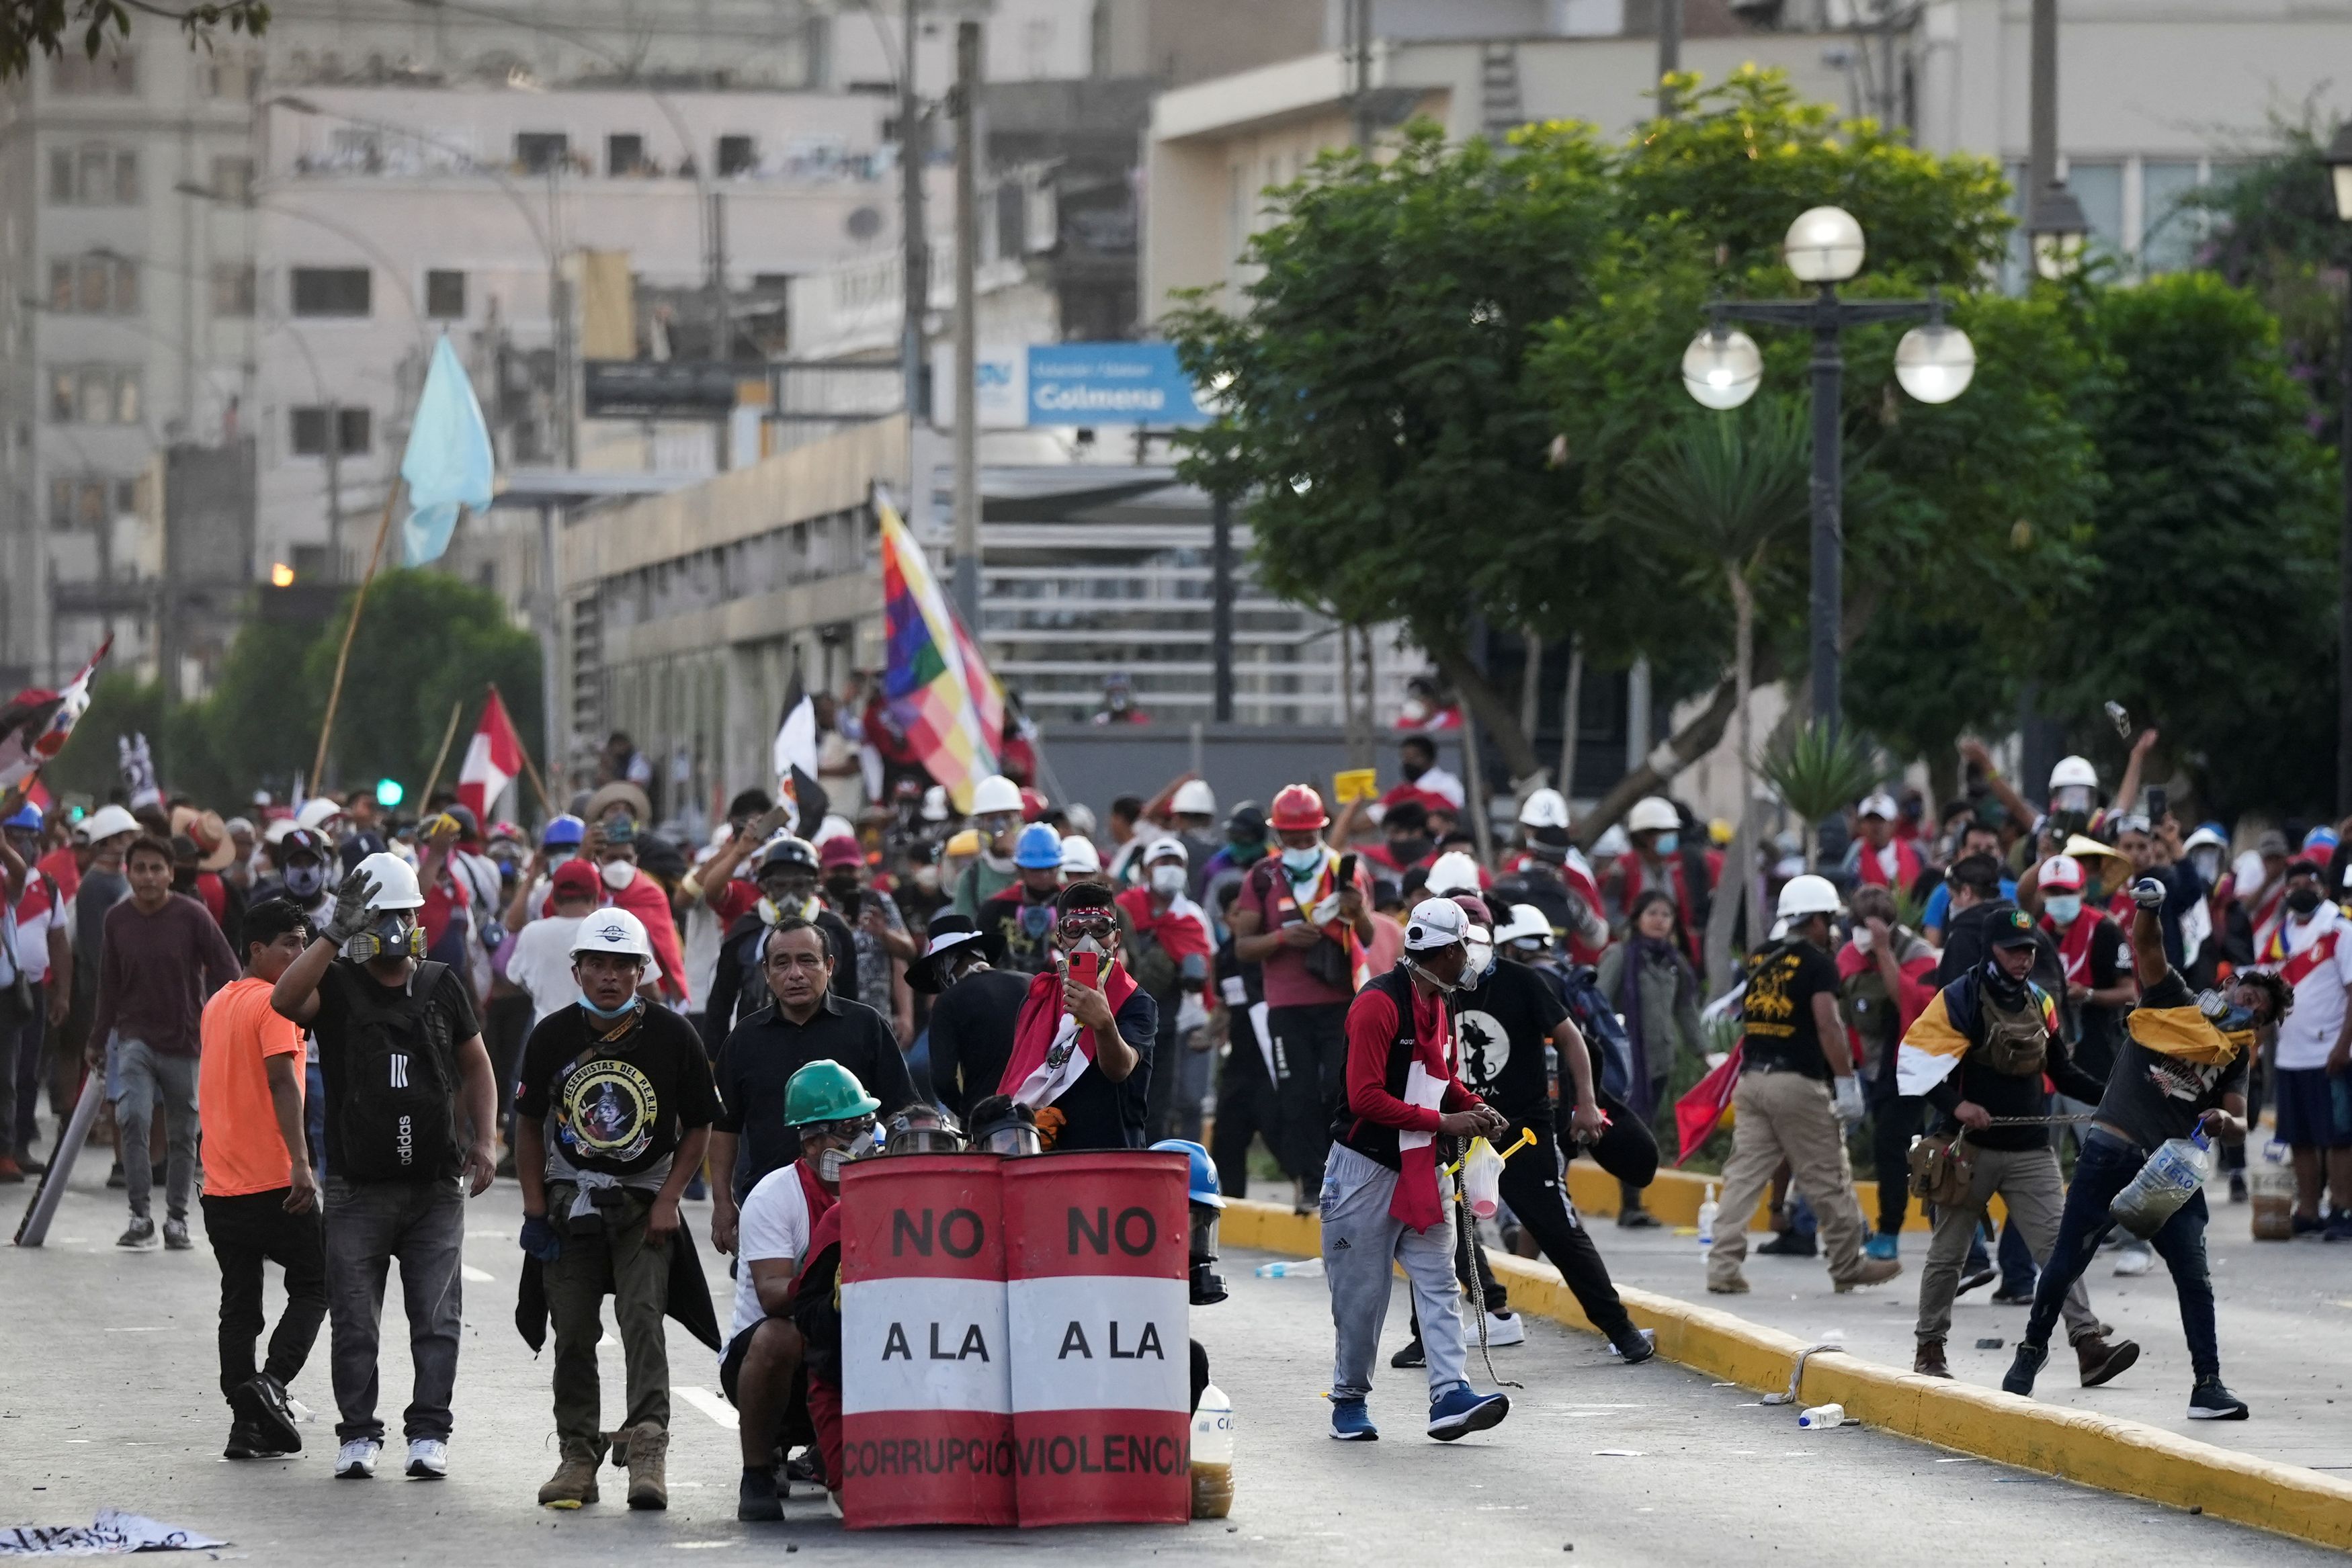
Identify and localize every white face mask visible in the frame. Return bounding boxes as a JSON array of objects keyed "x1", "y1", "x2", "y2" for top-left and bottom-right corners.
[
  {"x1": 601, "y1": 859, "x2": 637, "y2": 890},
  {"x1": 1149, "y1": 863, "x2": 1187, "y2": 896},
  {"x1": 2044, "y1": 894, "x2": 2083, "y2": 926},
  {"x1": 1850, "y1": 926, "x2": 1874, "y2": 954}
]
